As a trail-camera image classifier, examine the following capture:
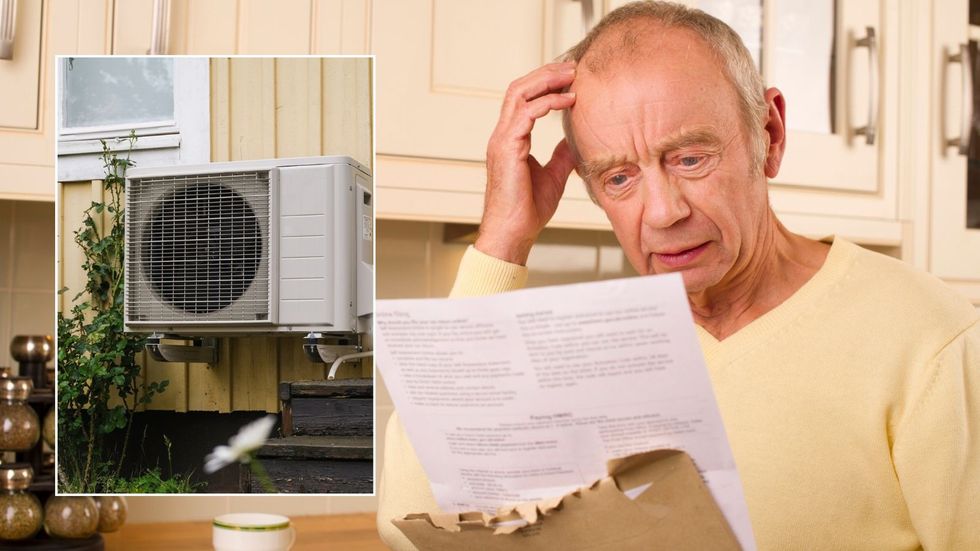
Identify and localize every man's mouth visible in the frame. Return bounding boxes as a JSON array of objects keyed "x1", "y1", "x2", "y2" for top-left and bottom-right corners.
[{"x1": 652, "y1": 242, "x2": 709, "y2": 269}]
